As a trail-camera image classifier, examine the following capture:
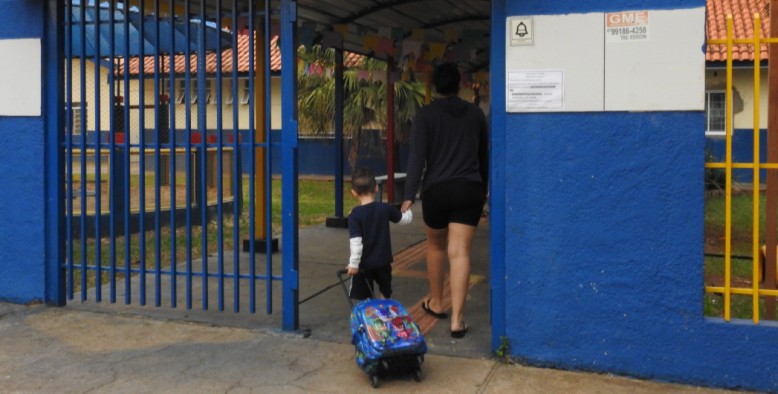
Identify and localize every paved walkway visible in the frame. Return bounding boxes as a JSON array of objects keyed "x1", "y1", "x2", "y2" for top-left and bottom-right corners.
[
  {"x1": 0, "y1": 205, "x2": 742, "y2": 392},
  {"x1": 0, "y1": 303, "x2": 735, "y2": 393}
]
